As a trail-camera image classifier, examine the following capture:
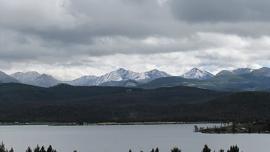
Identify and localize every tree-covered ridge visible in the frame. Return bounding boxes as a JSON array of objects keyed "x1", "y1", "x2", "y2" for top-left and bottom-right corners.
[{"x1": 0, "y1": 83, "x2": 270, "y2": 122}]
